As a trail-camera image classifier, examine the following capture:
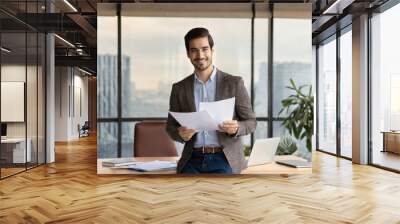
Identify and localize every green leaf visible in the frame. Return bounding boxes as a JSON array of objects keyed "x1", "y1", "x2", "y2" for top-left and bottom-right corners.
[{"x1": 280, "y1": 79, "x2": 313, "y2": 150}]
